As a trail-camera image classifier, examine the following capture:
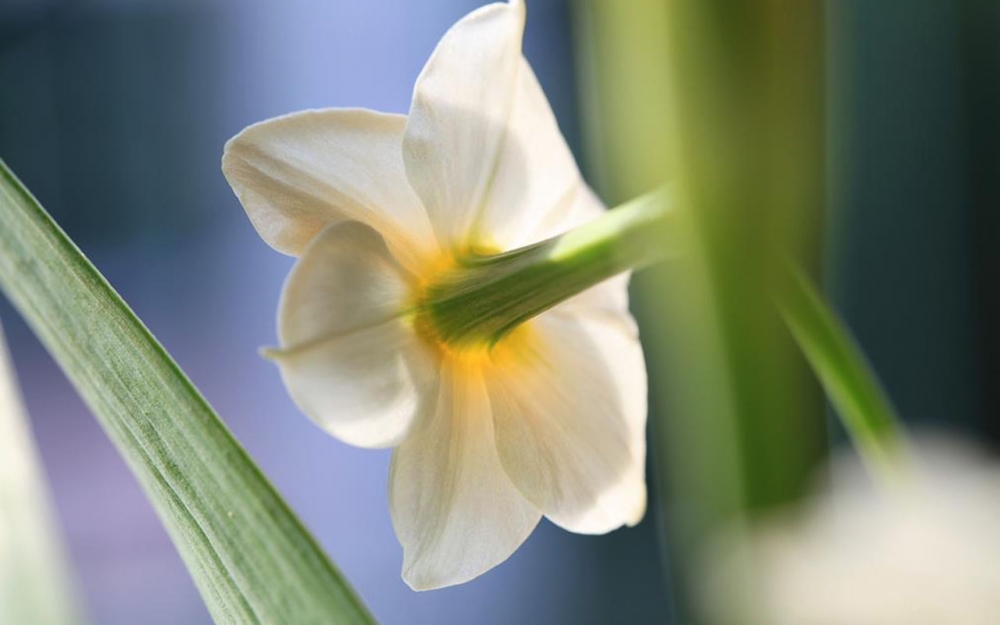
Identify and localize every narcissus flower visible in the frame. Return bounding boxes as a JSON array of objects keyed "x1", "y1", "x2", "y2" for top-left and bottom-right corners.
[{"x1": 222, "y1": 0, "x2": 647, "y2": 590}]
